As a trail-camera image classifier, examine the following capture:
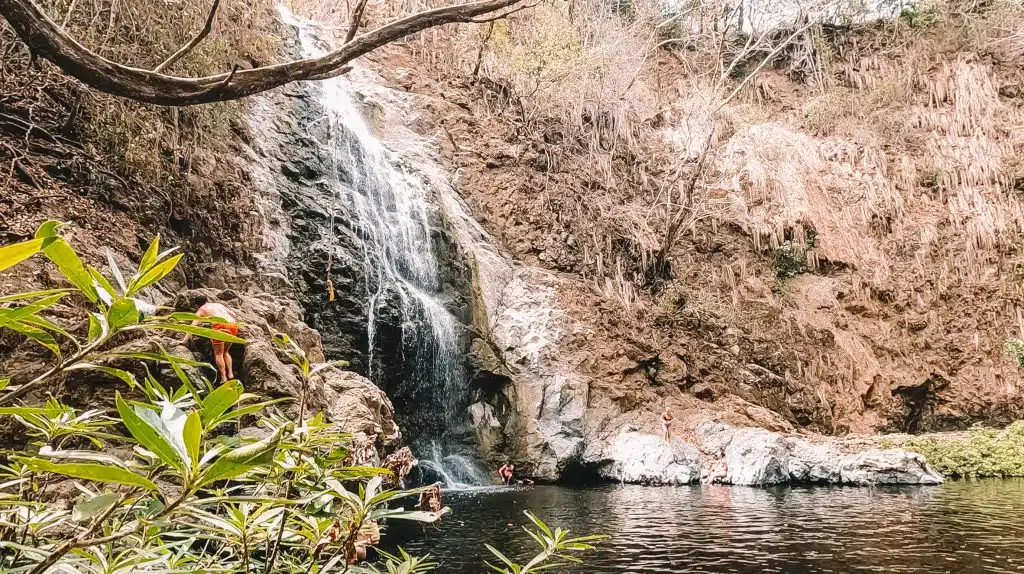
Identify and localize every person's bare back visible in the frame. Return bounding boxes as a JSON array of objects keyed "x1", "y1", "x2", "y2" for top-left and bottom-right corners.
[{"x1": 196, "y1": 302, "x2": 235, "y2": 323}]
